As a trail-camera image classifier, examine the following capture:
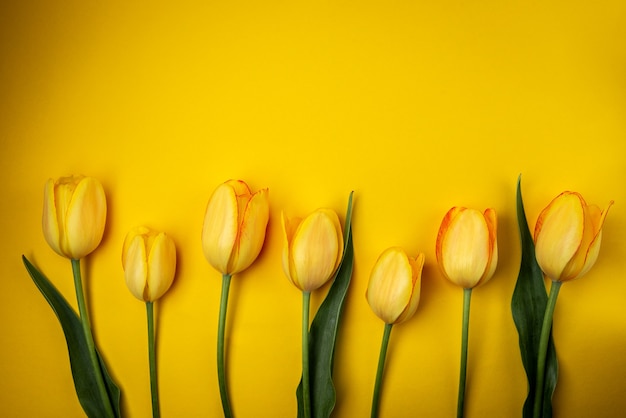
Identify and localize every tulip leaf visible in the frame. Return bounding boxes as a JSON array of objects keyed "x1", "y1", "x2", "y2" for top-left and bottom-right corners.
[
  {"x1": 22, "y1": 256, "x2": 122, "y2": 418},
  {"x1": 511, "y1": 178, "x2": 558, "y2": 418},
  {"x1": 296, "y1": 192, "x2": 354, "y2": 418}
]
